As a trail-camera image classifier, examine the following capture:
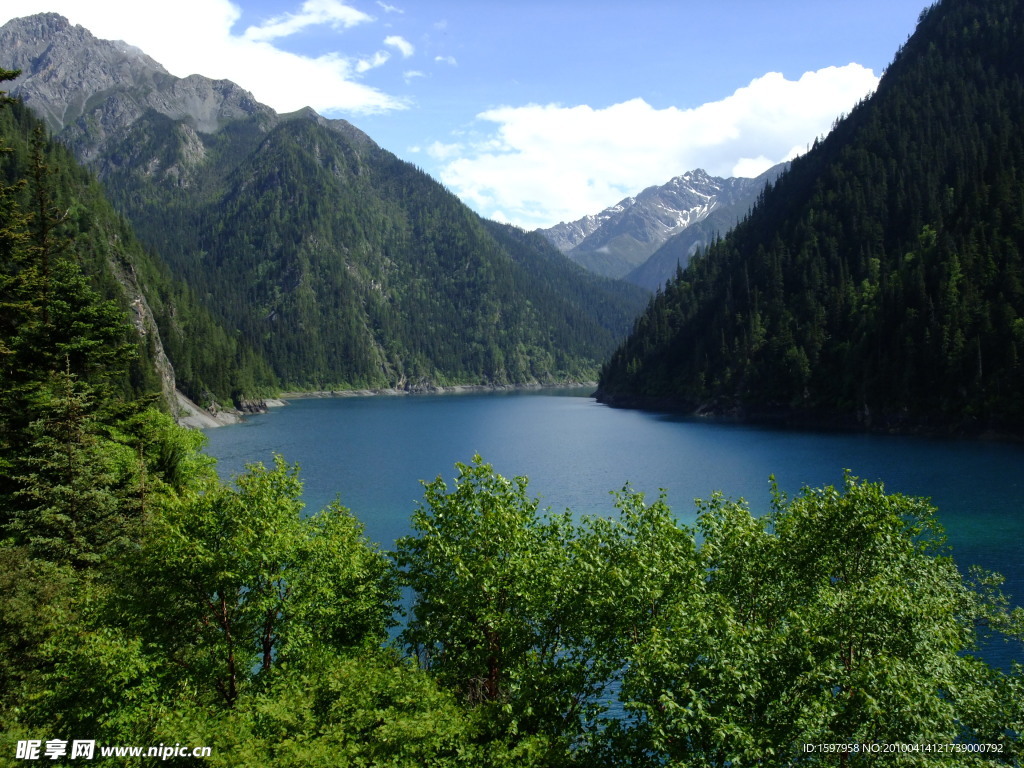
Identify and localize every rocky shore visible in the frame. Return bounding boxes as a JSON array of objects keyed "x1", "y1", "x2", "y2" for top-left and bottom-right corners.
[{"x1": 173, "y1": 391, "x2": 288, "y2": 430}]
